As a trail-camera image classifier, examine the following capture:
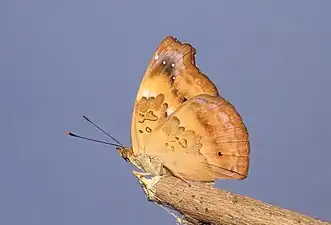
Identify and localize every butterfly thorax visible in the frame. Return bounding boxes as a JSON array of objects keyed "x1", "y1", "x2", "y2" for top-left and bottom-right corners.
[{"x1": 117, "y1": 146, "x2": 166, "y2": 176}]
